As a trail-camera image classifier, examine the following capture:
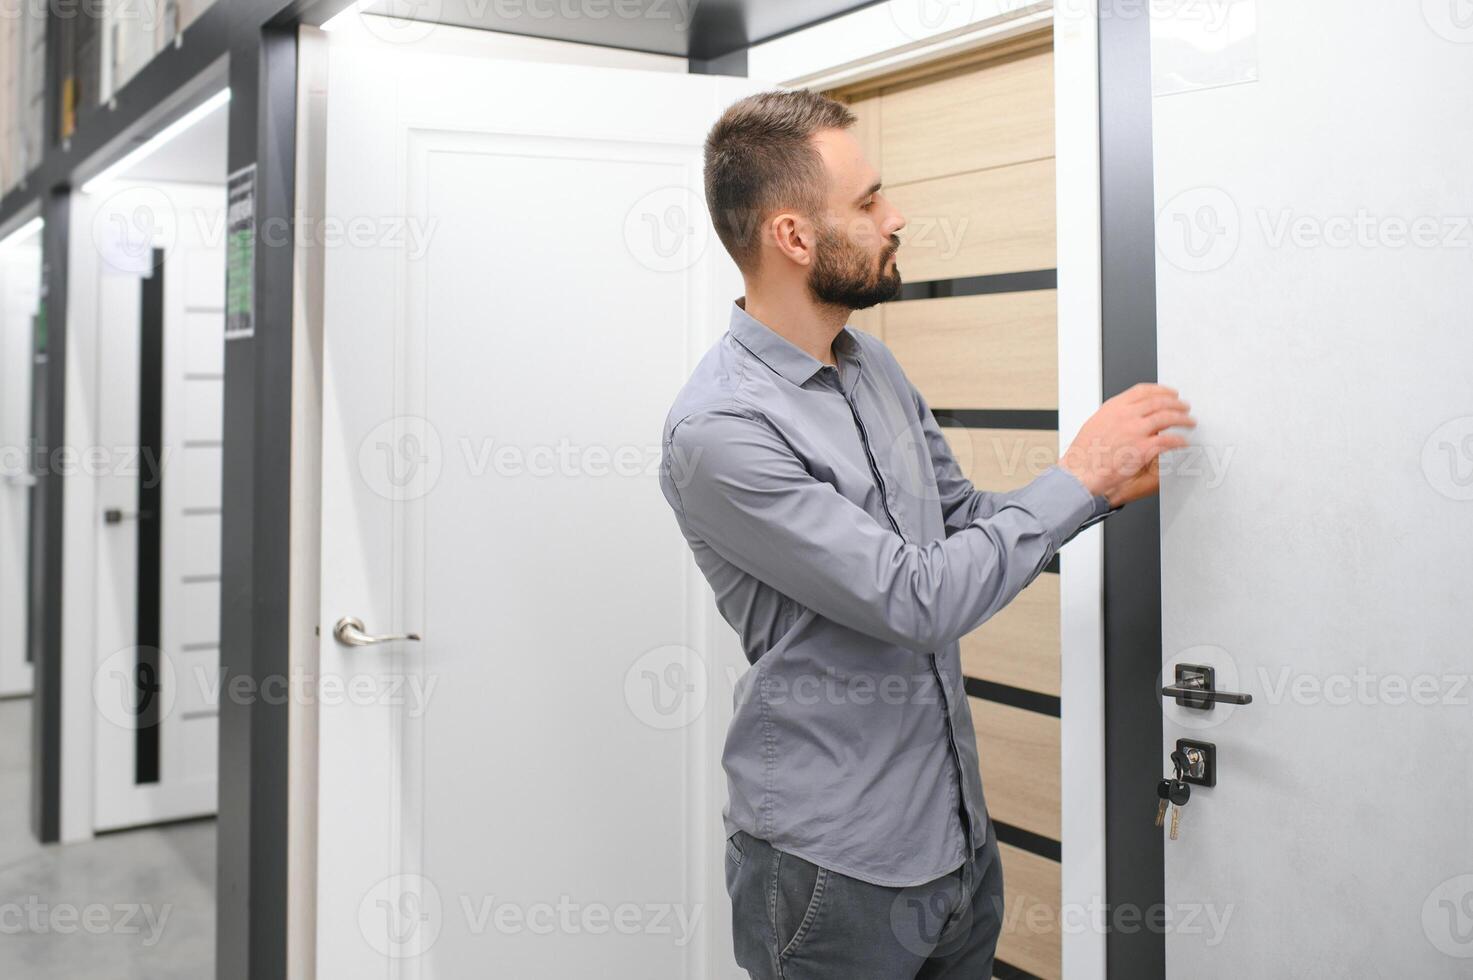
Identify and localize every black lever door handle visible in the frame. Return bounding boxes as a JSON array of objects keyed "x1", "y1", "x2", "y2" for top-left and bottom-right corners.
[
  {"x1": 1161, "y1": 663, "x2": 1252, "y2": 710},
  {"x1": 1160, "y1": 683, "x2": 1253, "y2": 706}
]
